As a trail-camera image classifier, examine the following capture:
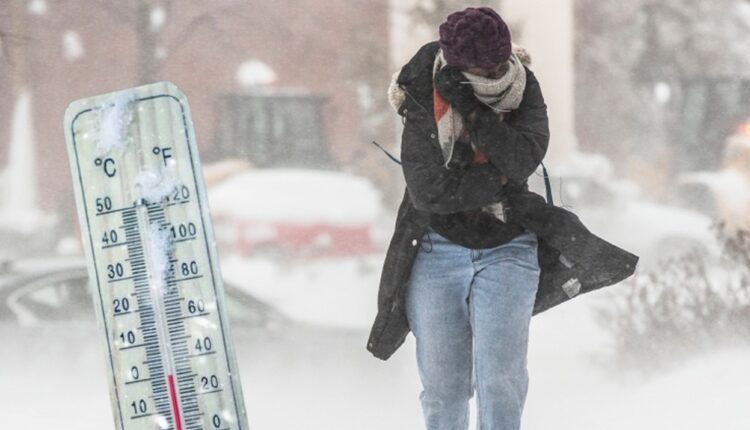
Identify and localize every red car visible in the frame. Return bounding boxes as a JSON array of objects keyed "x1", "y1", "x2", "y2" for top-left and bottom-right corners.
[{"x1": 207, "y1": 168, "x2": 386, "y2": 259}]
